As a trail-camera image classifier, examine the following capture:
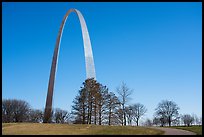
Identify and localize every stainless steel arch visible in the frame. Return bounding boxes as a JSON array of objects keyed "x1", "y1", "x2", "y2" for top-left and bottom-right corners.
[{"x1": 43, "y1": 8, "x2": 96, "y2": 123}]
